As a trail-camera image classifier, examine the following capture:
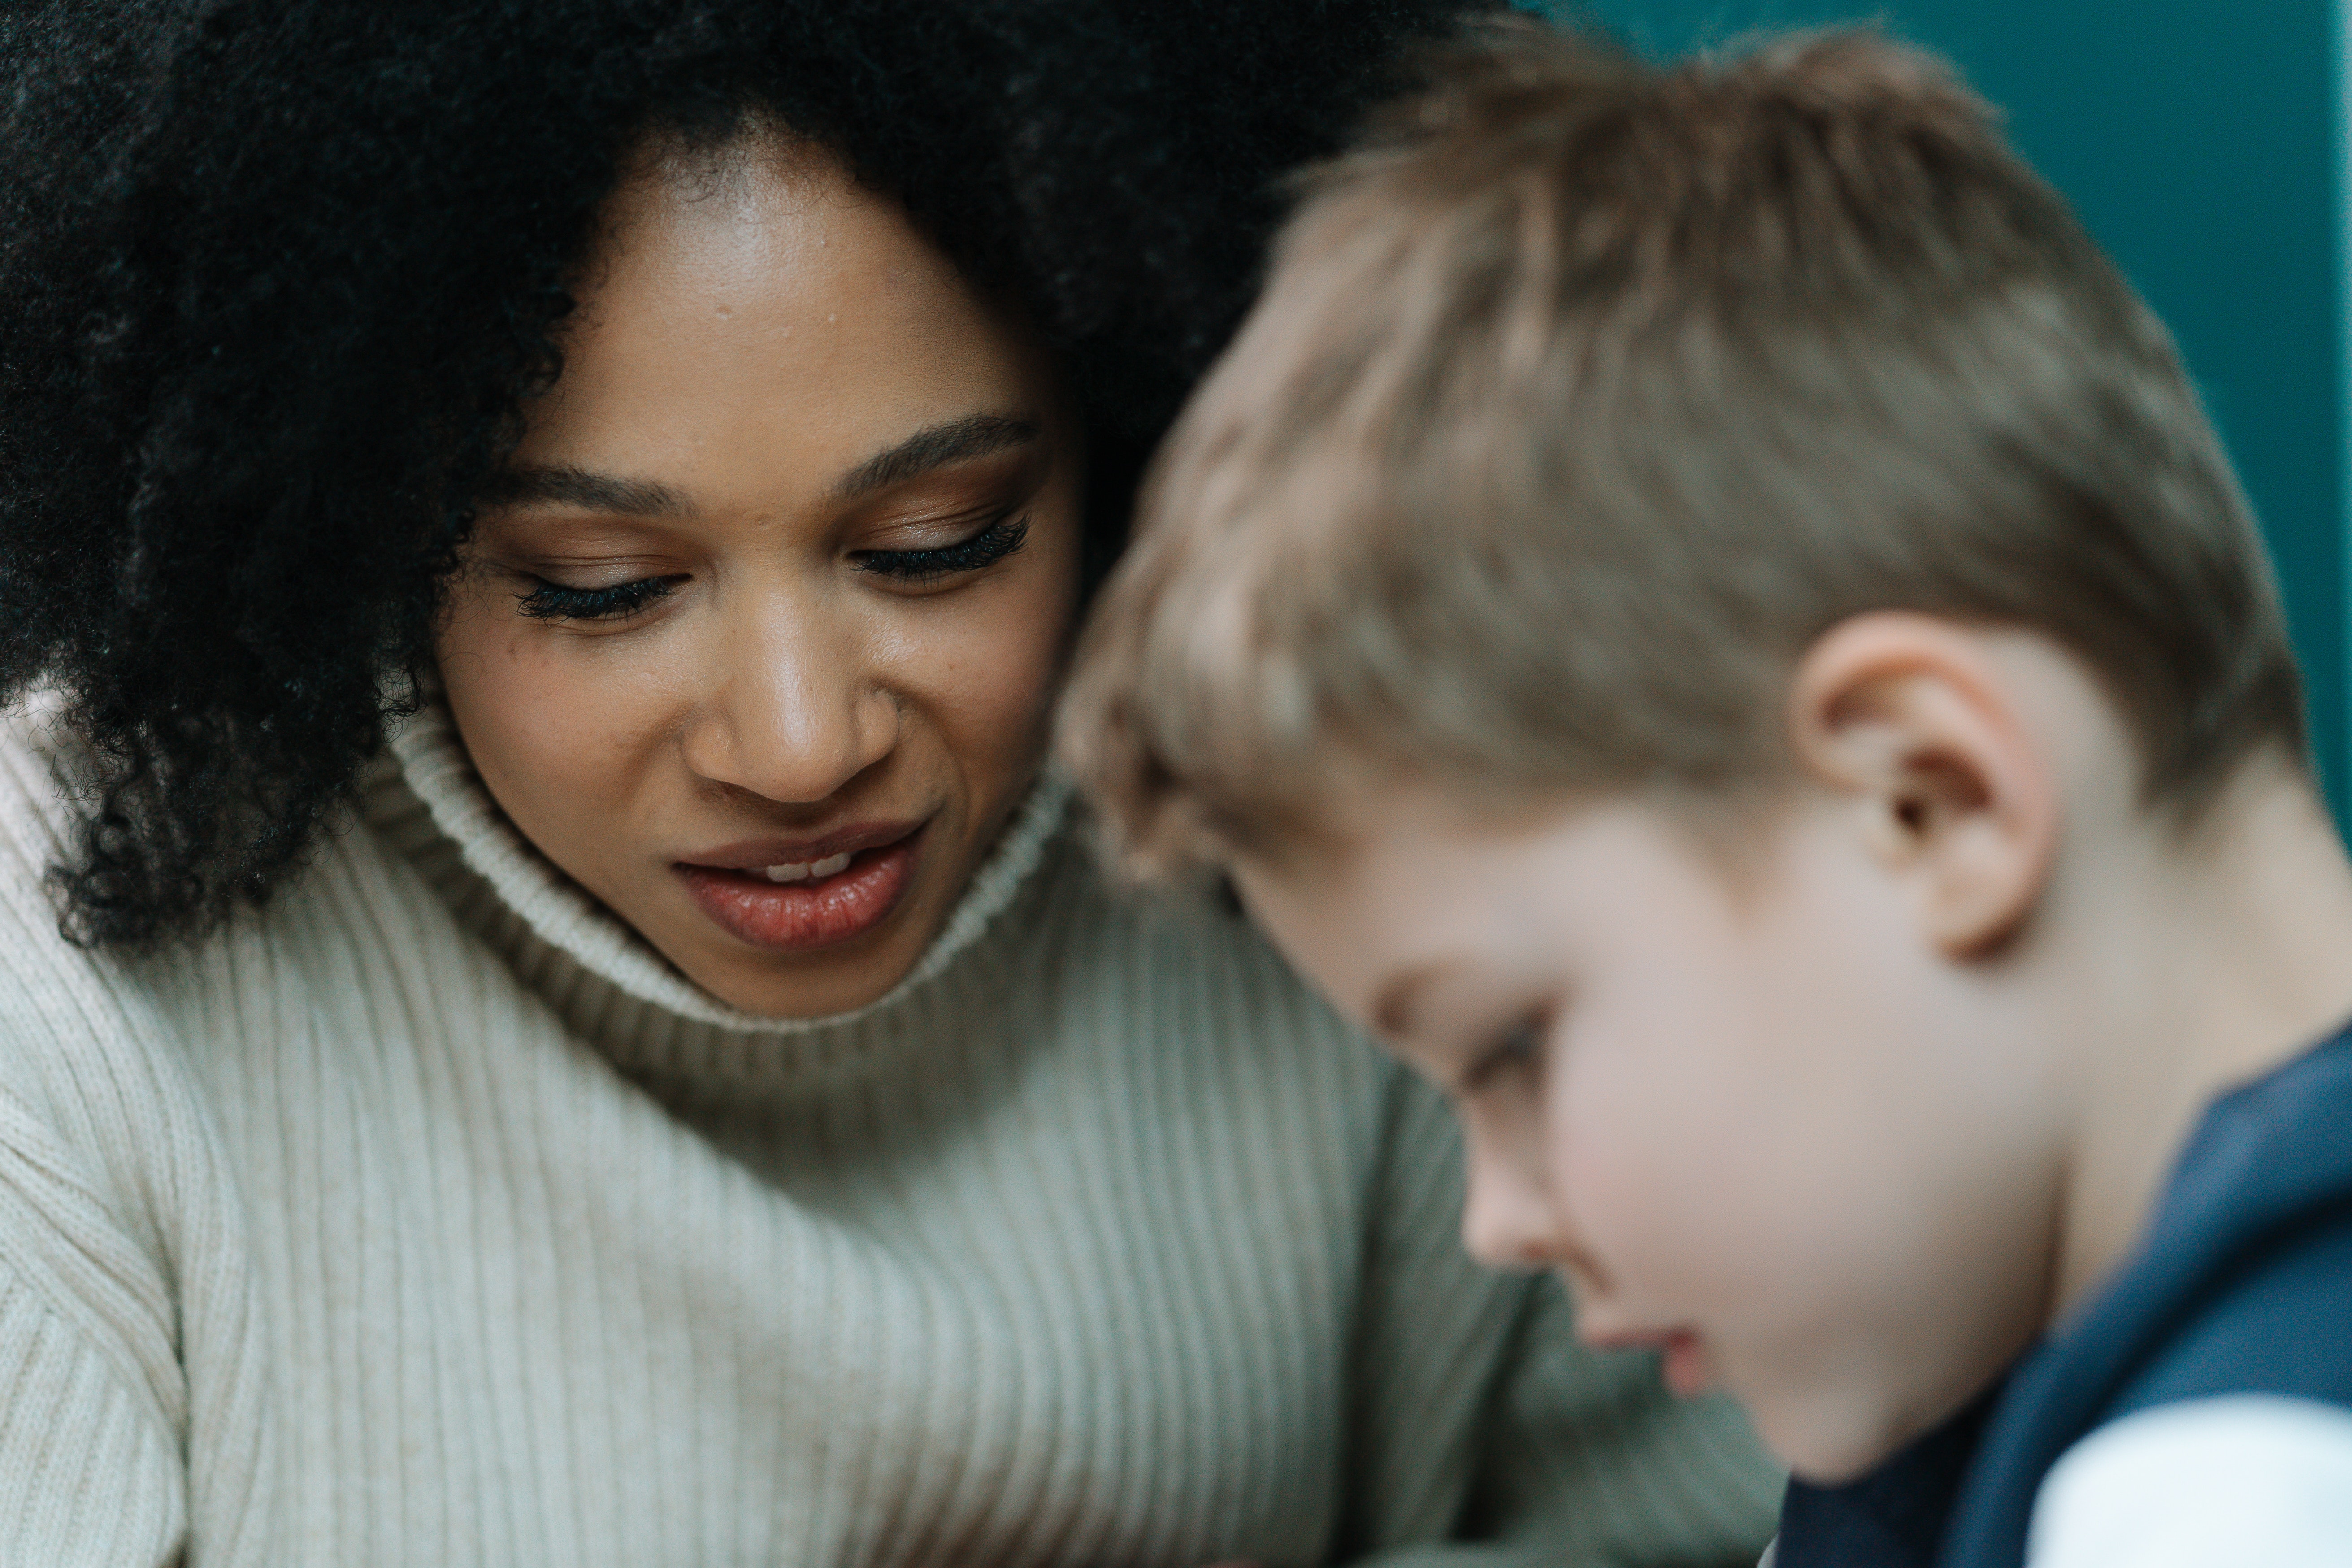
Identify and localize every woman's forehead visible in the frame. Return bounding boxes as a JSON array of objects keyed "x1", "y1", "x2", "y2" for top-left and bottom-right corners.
[{"x1": 521, "y1": 138, "x2": 1052, "y2": 514}]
